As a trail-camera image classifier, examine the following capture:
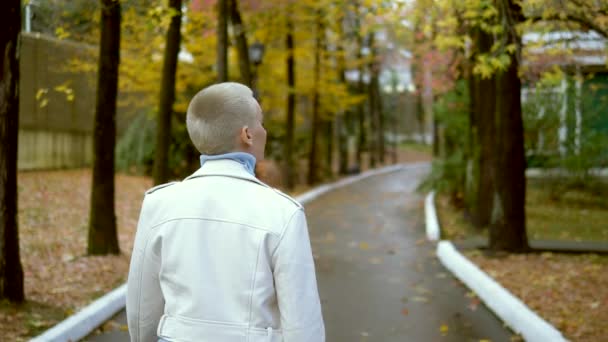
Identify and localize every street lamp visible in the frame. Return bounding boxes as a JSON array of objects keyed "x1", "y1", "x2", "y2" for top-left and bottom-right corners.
[{"x1": 248, "y1": 42, "x2": 265, "y2": 100}]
